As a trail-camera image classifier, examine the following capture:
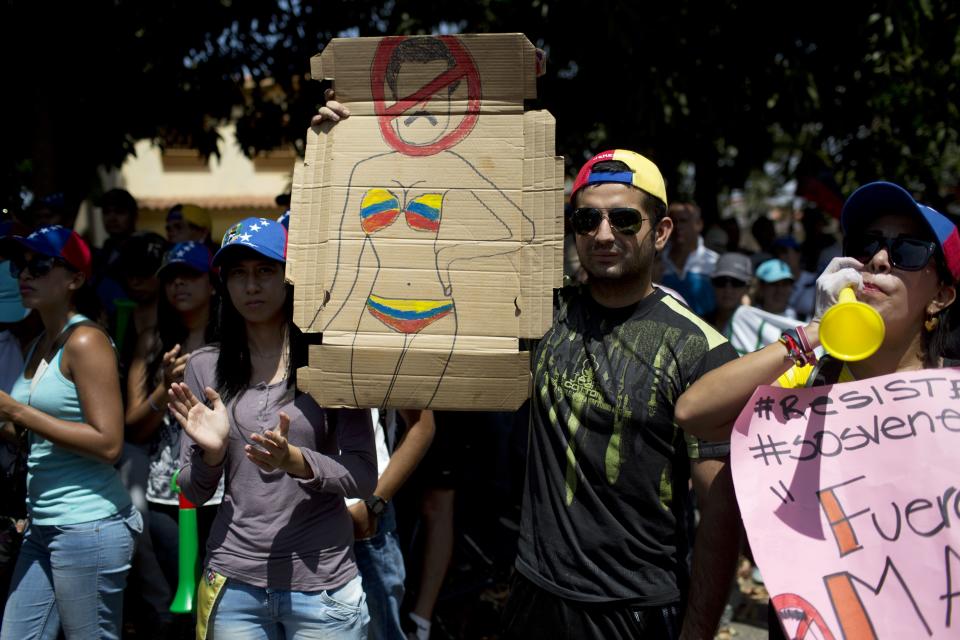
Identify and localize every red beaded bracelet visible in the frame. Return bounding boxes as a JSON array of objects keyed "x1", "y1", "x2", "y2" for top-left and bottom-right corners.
[{"x1": 779, "y1": 333, "x2": 807, "y2": 367}]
